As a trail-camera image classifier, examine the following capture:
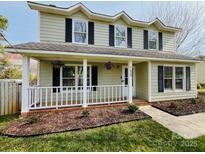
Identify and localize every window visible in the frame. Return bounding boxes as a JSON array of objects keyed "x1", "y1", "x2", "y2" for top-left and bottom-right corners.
[
  {"x1": 61, "y1": 65, "x2": 91, "y2": 89},
  {"x1": 148, "y1": 31, "x2": 158, "y2": 50},
  {"x1": 73, "y1": 20, "x2": 88, "y2": 44},
  {"x1": 115, "y1": 26, "x2": 127, "y2": 47},
  {"x1": 175, "y1": 67, "x2": 183, "y2": 90},
  {"x1": 164, "y1": 66, "x2": 173, "y2": 90}
]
